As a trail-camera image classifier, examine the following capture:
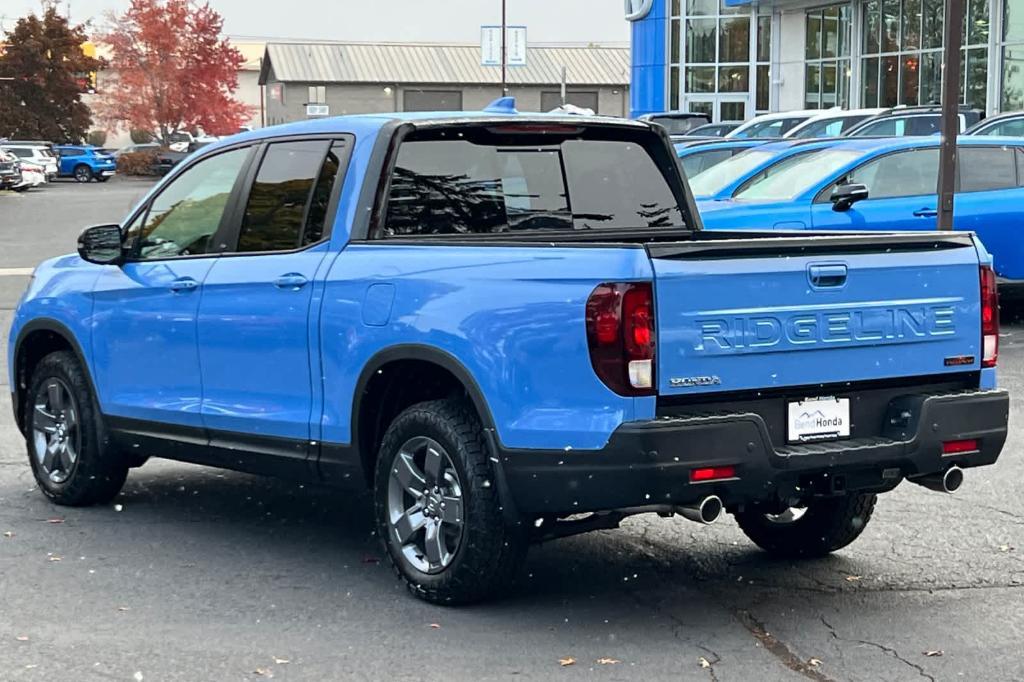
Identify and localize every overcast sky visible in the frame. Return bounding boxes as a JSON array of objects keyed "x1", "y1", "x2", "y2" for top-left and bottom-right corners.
[{"x1": 3, "y1": 0, "x2": 630, "y2": 44}]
